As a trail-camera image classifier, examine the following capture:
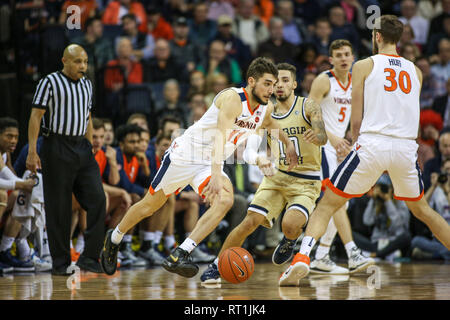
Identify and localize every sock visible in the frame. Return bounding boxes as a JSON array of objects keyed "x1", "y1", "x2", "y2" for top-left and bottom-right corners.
[
  {"x1": 75, "y1": 234, "x2": 85, "y2": 253},
  {"x1": 111, "y1": 226, "x2": 125, "y2": 245},
  {"x1": 315, "y1": 245, "x2": 331, "y2": 260},
  {"x1": 16, "y1": 238, "x2": 31, "y2": 260},
  {"x1": 154, "y1": 231, "x2": 163, "y2": 246},
  {"x1": 123, "y1": 234, "x2": 132, "y2": 243},
  {"x1": 0, "y1": 236, "x2": 15, "y2": 252},
  {"x1": 164, "y1": 235, "x2": 175, "y2": 249},
  {"x1": 345, "y1": 241, "x2": 357, "y2": 258},
  {"x1": 213, "y1": 257, "x2": 219, "y2": 267},
  {"x1": 299, "y1": 236, "x2": 316, "y2": 257},
  {"x1": 142, "y1": 231, "x2": 155, "y2": 242},
  {"x1": 179, "y1": 238, "x2": 197, "y2": 253}
]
